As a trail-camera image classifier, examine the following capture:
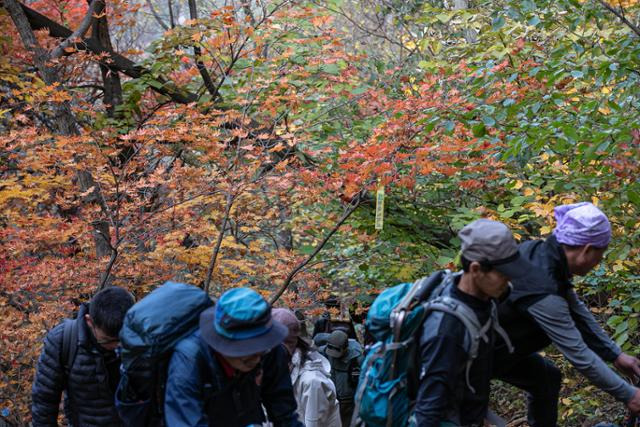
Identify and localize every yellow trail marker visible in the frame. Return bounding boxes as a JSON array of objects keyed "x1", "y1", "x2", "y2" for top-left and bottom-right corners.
[{"x1": 375, "y1": 185, "x2": 385, "y2": 230}]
